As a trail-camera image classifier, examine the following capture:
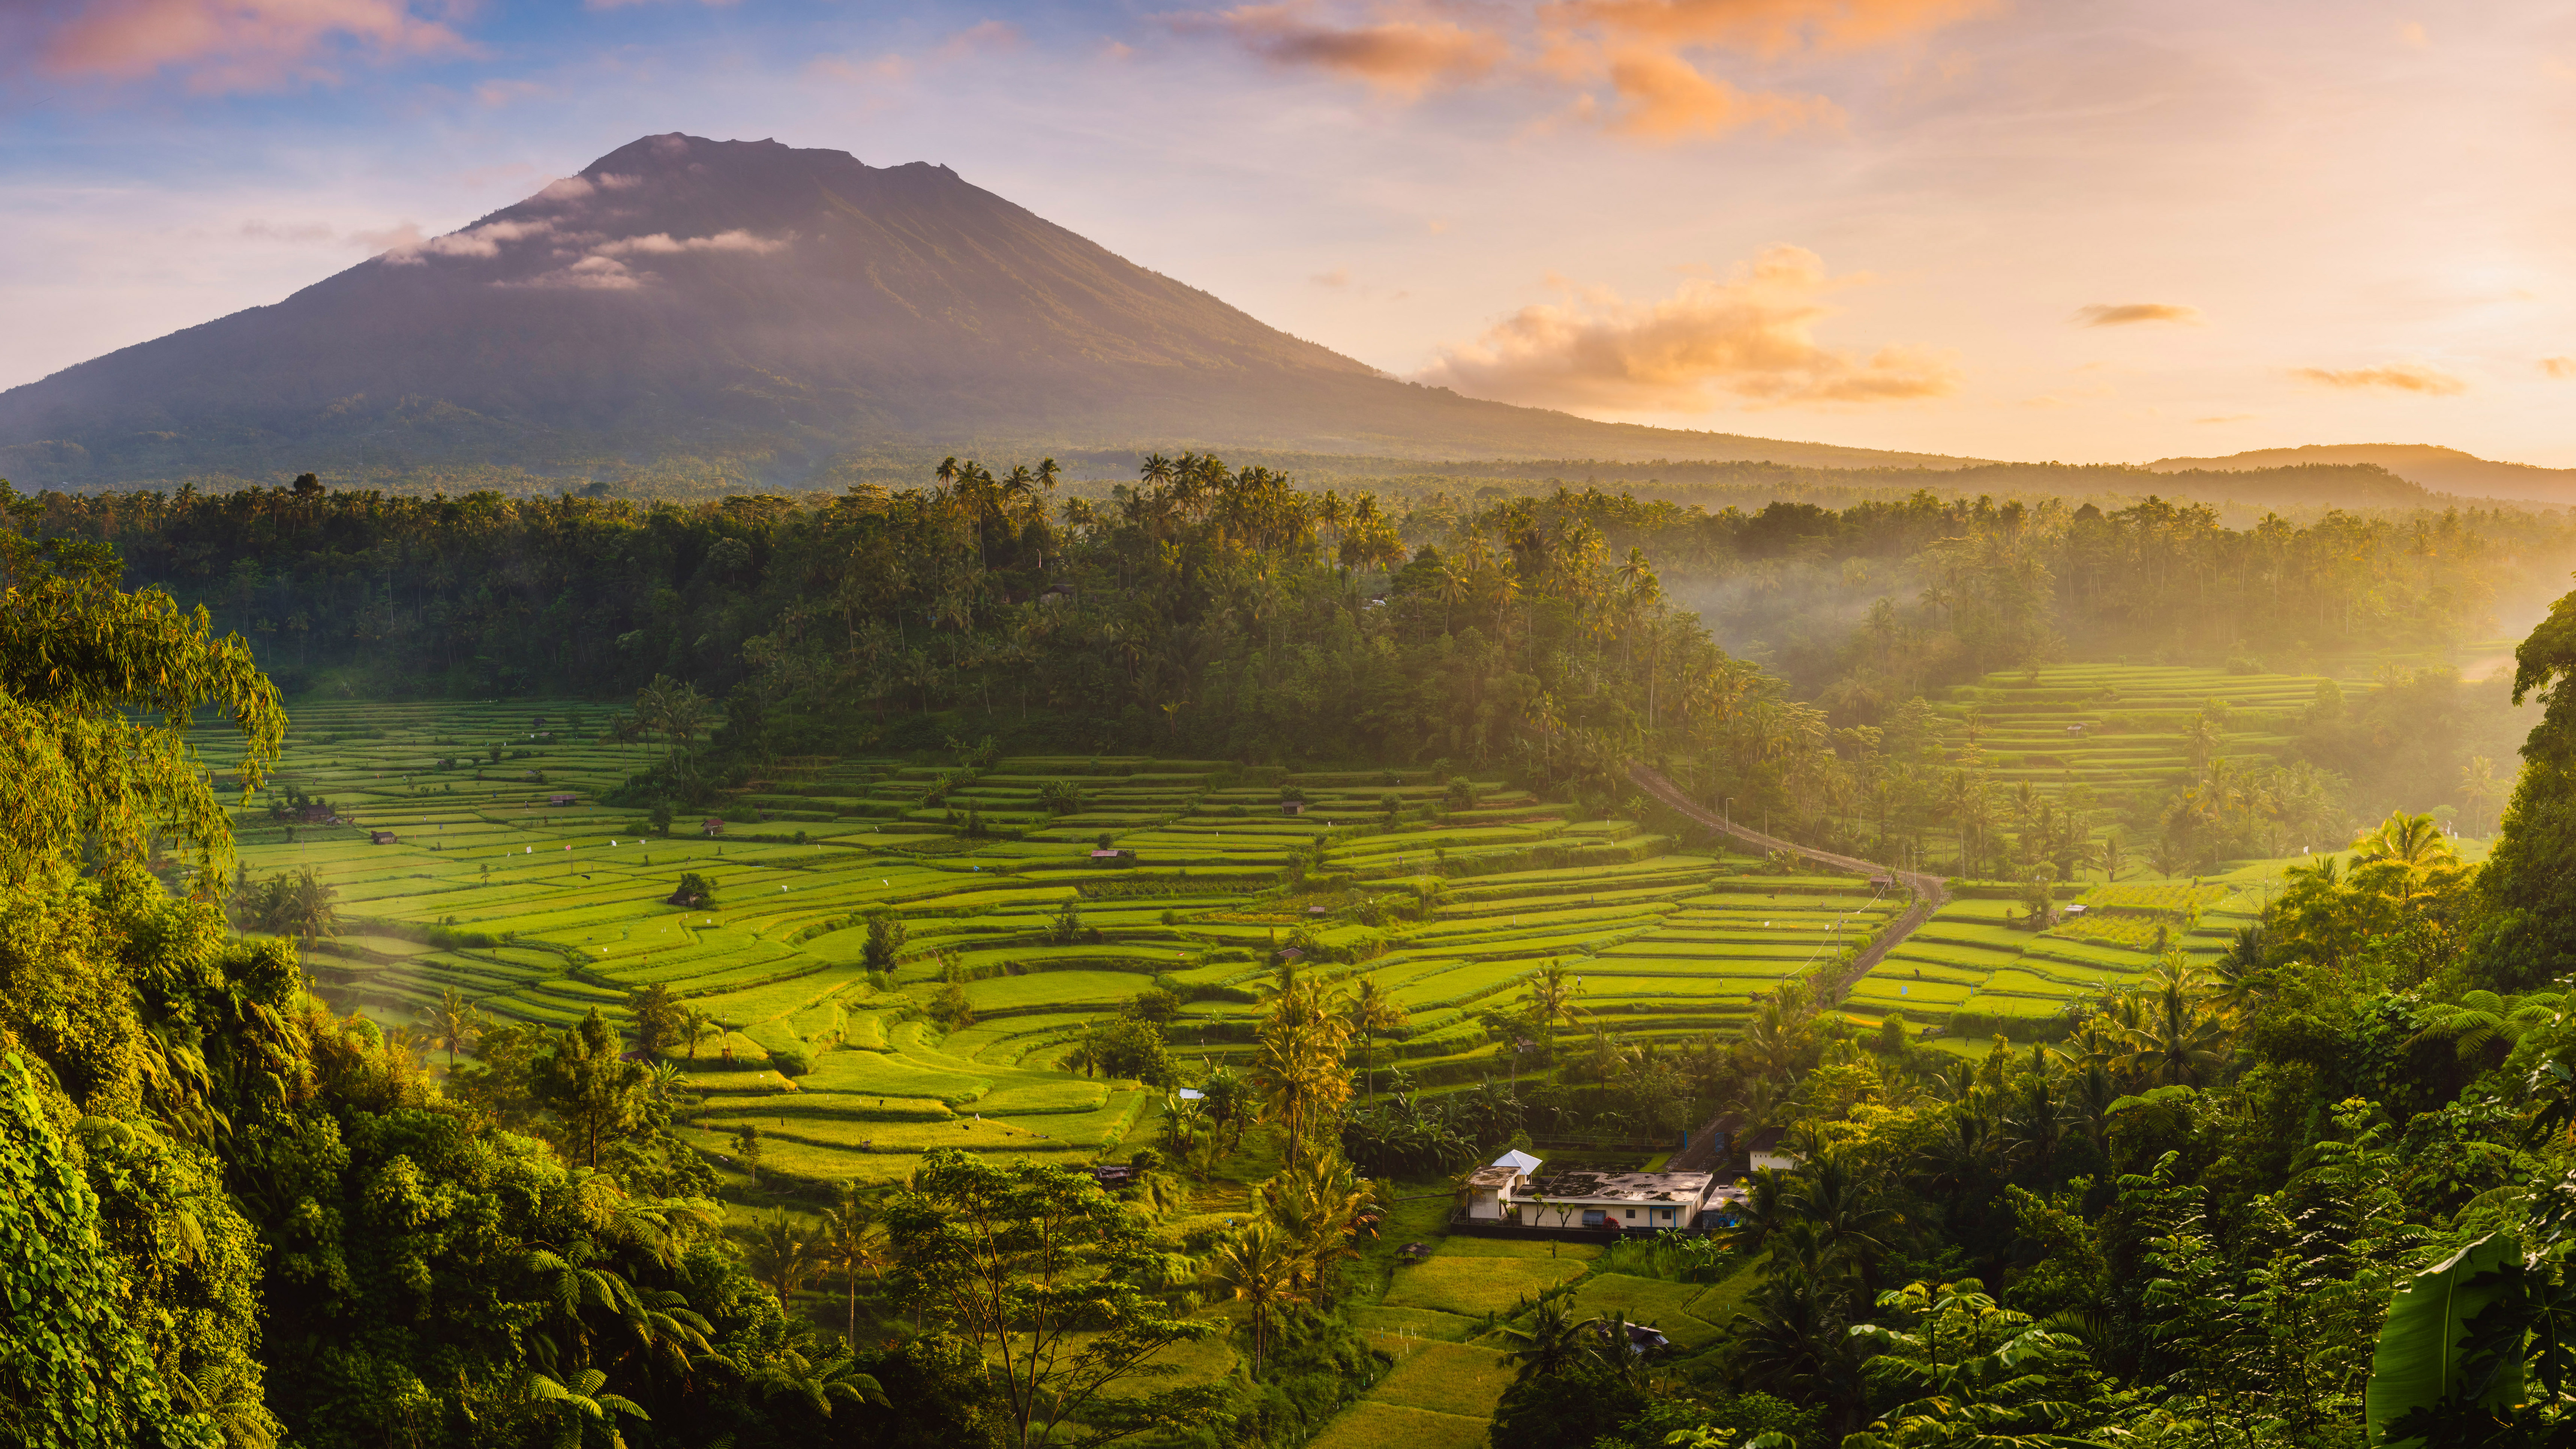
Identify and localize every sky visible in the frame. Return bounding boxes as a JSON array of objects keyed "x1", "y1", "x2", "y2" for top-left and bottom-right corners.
[{"x1": 4, "y1": 0, "x2": 2574, "y2": 465}]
